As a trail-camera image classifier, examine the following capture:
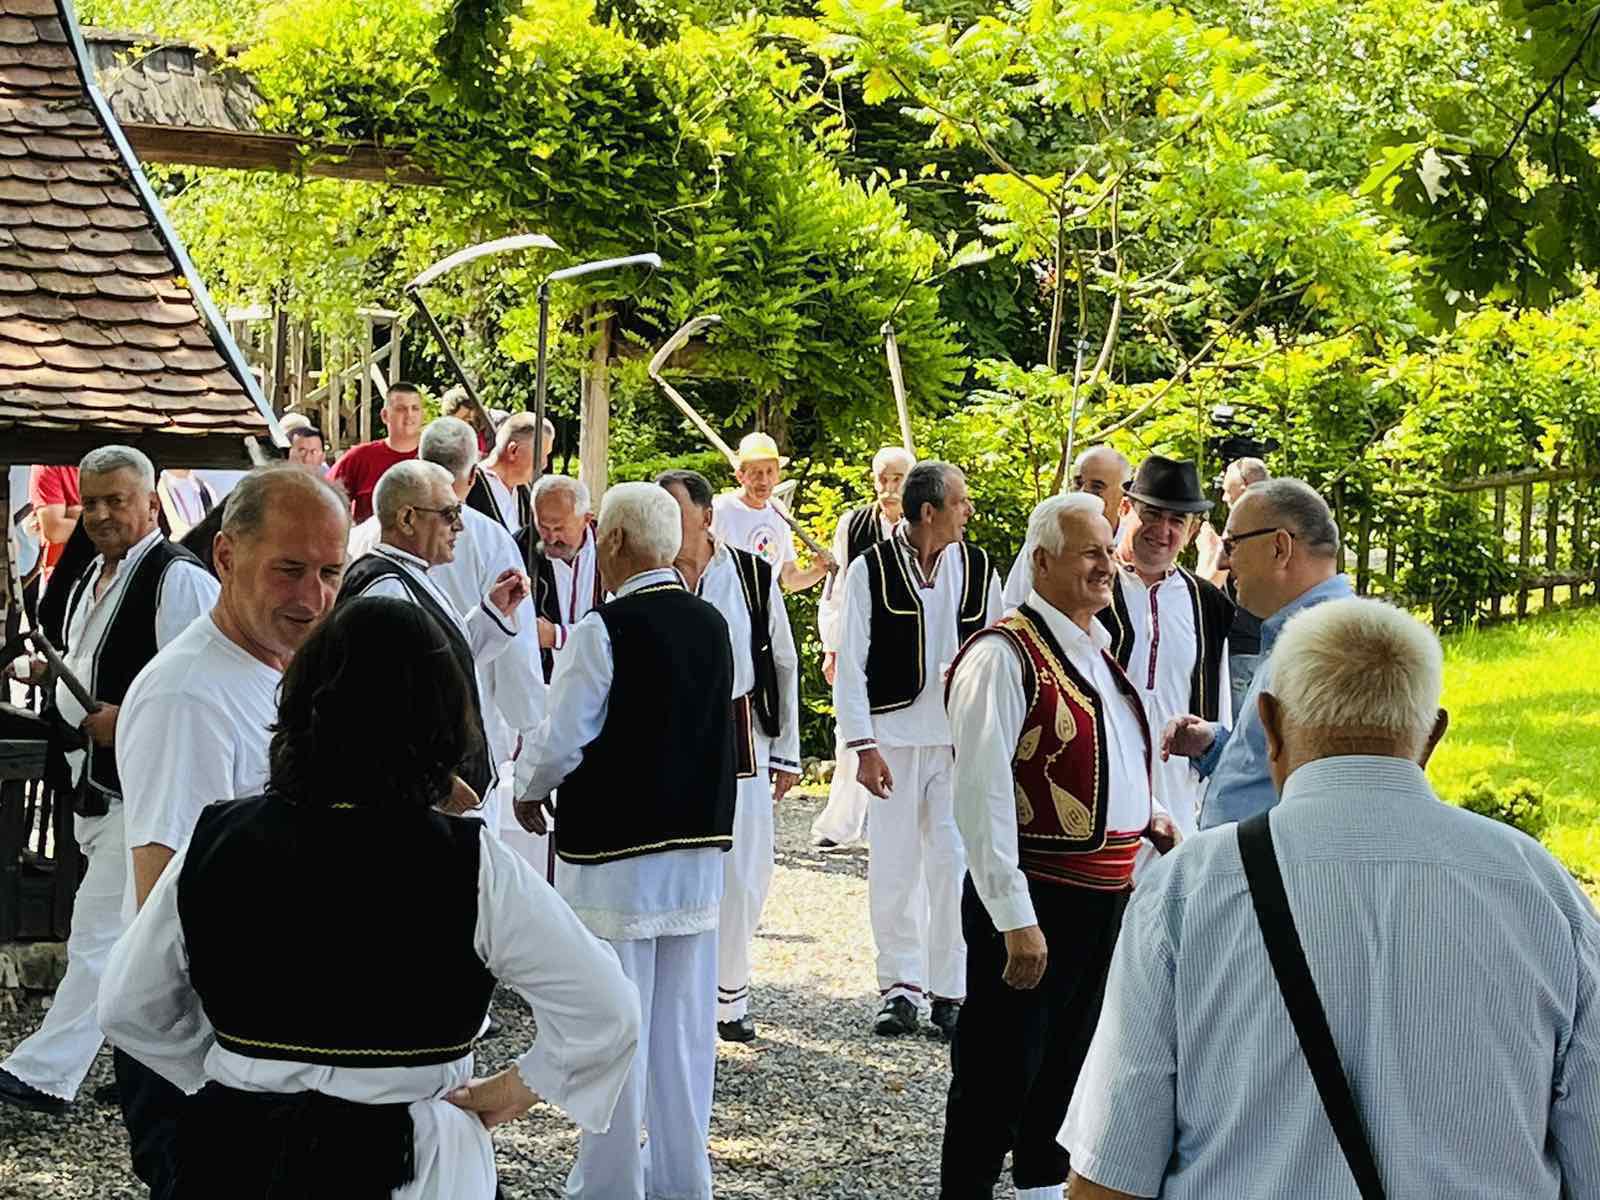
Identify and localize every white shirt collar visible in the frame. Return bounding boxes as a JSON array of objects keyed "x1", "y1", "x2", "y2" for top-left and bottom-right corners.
[
  {"x1": 1025, "y1": 589, "x2": 1112, "y2": 654},
  {"x1": 374, "y1": 542, "x2": 431, "y2": 573},
  {"x1": 615, "y1": 567, "x2": 679, "y2": 597},
  {"x1": 88, "y1": 526, "x2": 165, "y2": 585}
]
